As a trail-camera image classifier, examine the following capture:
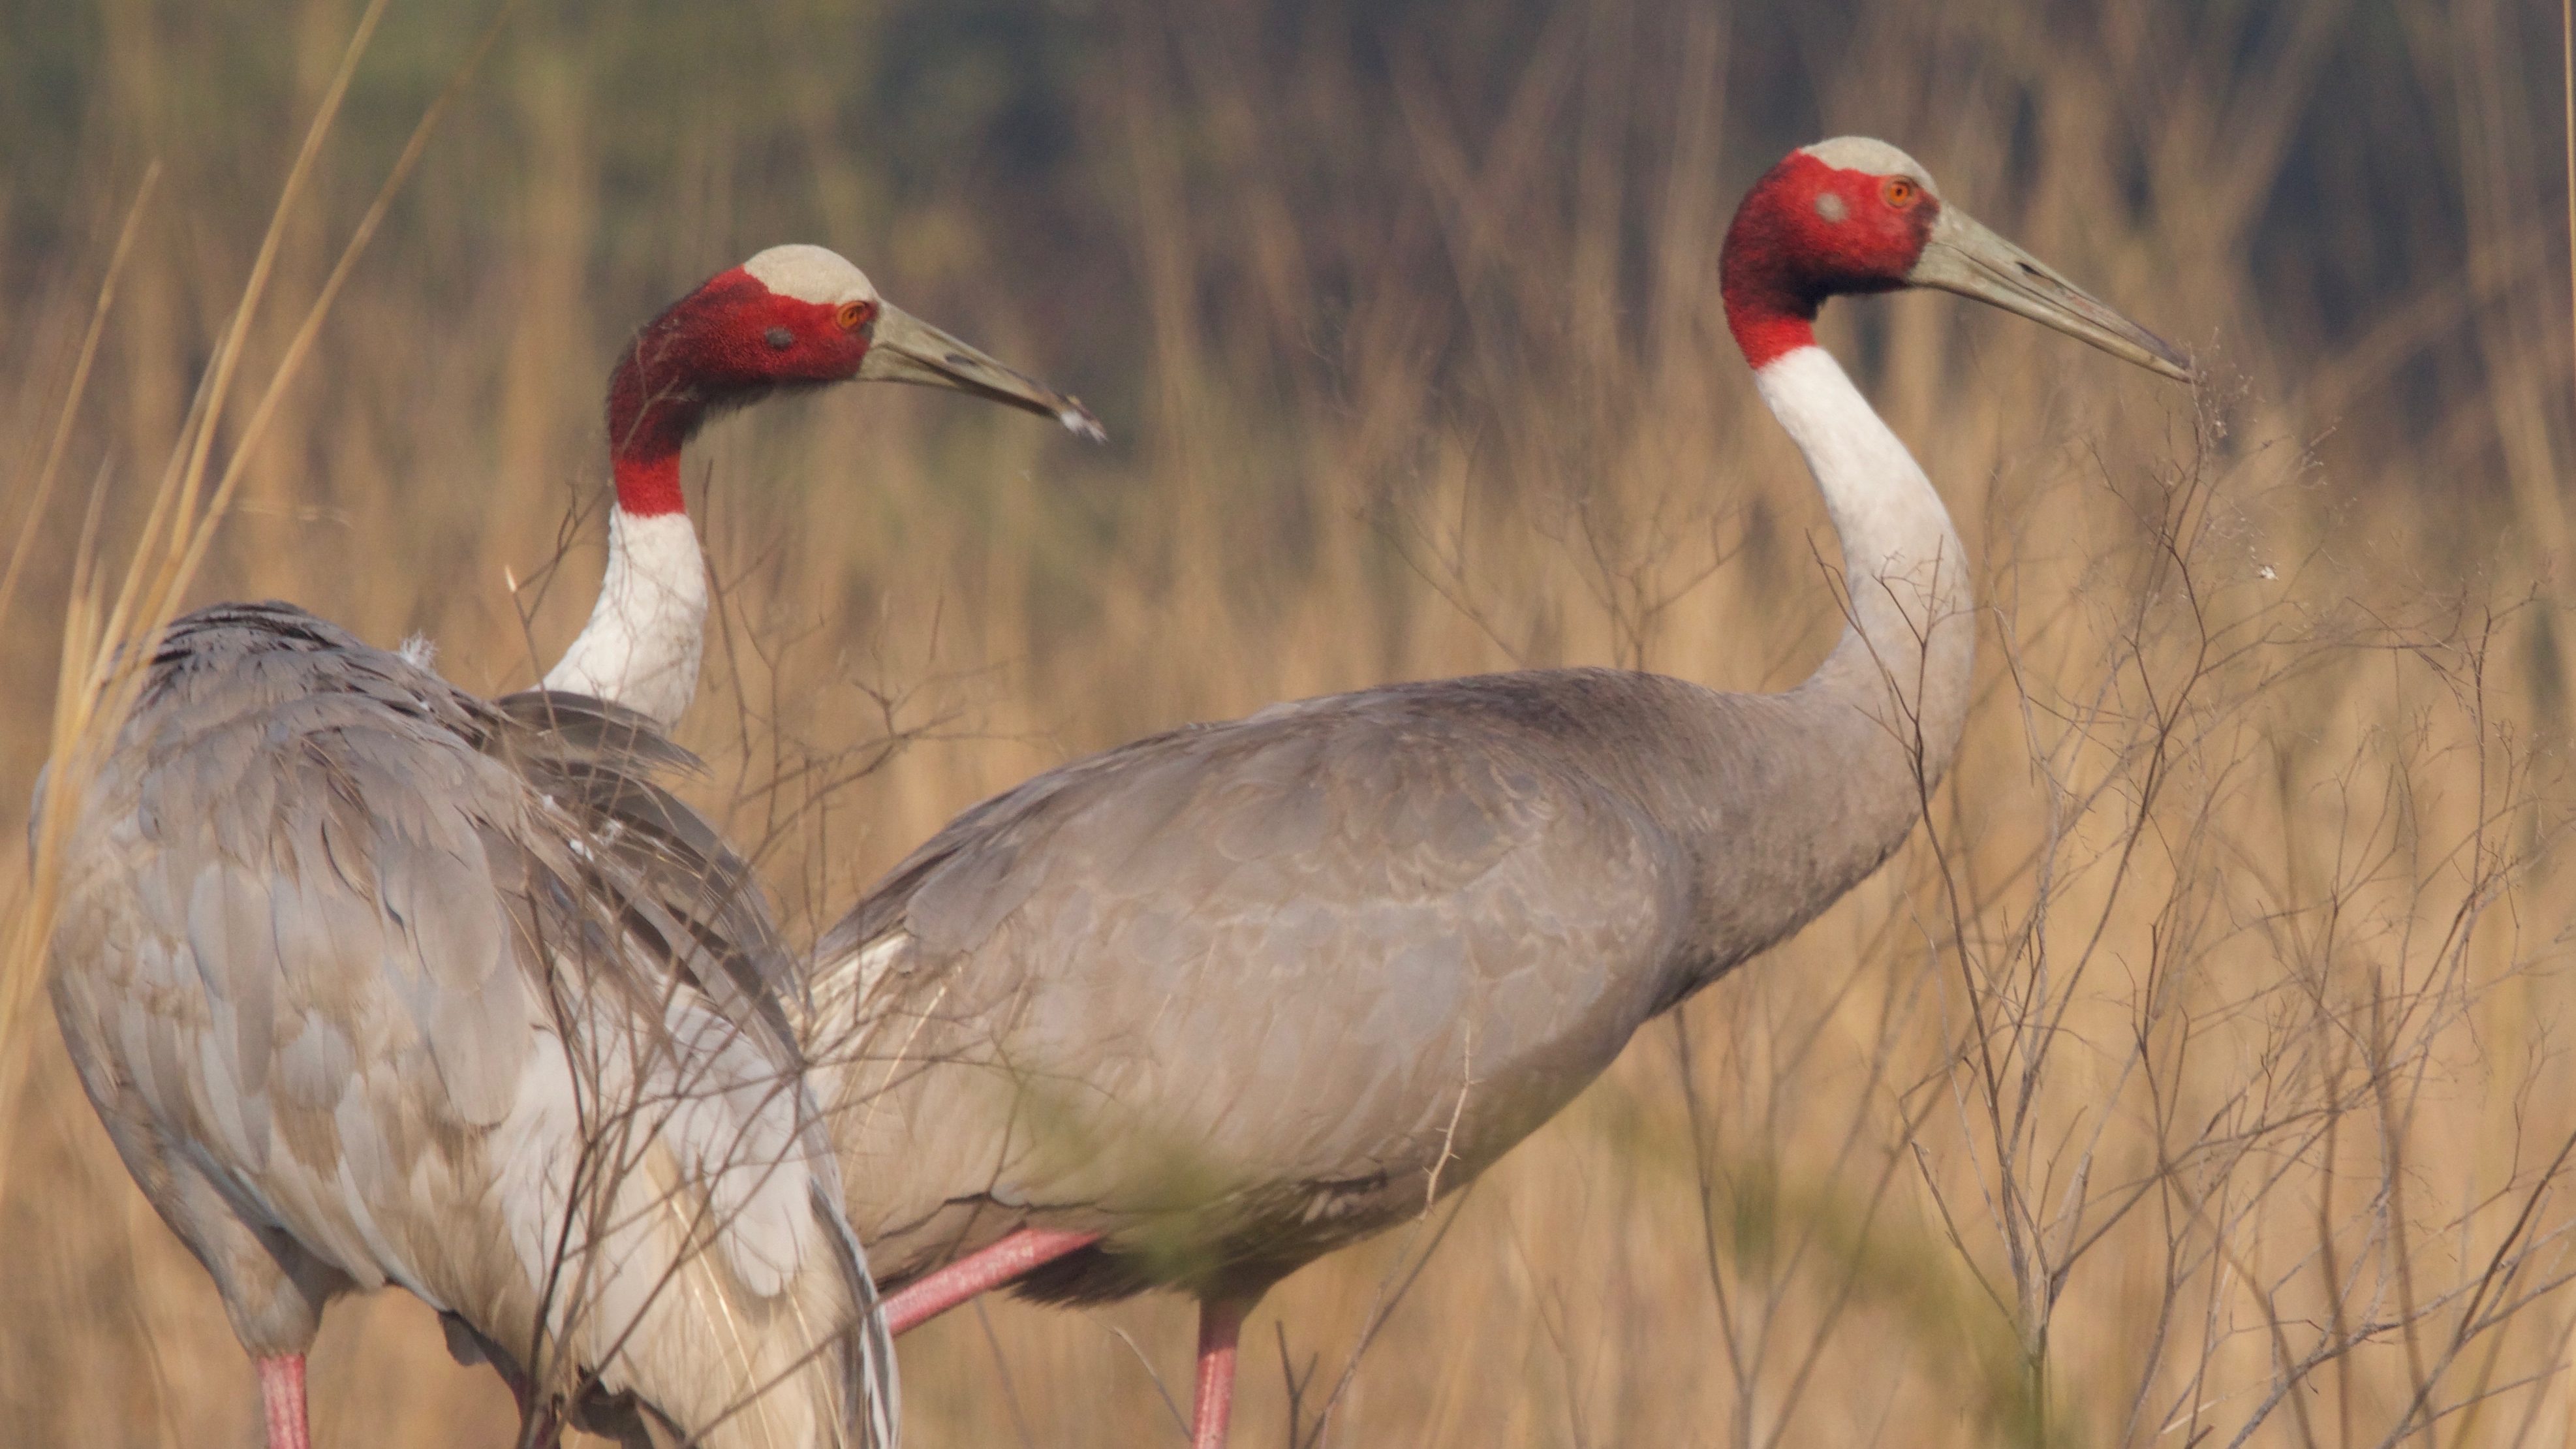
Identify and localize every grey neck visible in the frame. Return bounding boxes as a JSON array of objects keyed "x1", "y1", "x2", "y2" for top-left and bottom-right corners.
[
  {"x1": 1760, "y1": 346, "x2": 1974, "y2": 775},
  {"x1": 1645, "y1": 345, "x2": 1974, "y2": 992}
]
